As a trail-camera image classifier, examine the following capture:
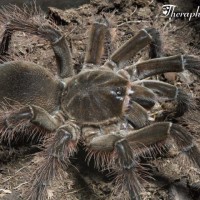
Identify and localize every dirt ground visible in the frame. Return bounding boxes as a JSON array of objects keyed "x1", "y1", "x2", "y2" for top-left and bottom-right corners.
[{"x1": 0, "y1": 0, "x2": 200, "y2": 199}]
